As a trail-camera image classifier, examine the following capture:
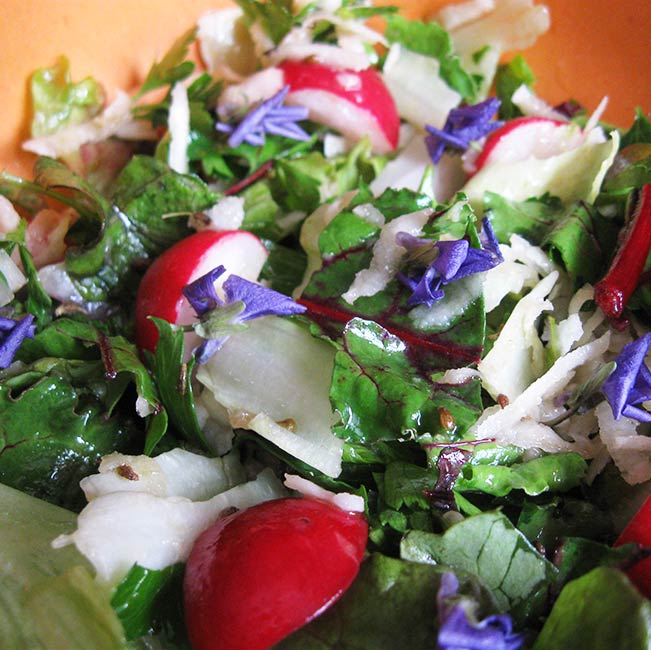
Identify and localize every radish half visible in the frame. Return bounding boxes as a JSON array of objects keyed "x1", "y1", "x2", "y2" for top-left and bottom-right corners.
[
  {"x1": 465, "y1": 116, "x2": 581, "y2": 174},
  {"x1": 135, "y1": 230, "x2": 268, "y2": 352},
  {"x1": 279, "y1": 60, "x2": 400, "y2": 154}
]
